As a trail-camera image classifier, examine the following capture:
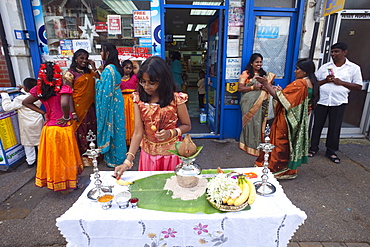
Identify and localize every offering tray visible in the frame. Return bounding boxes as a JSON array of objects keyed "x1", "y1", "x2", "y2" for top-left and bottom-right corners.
[{"x1": 206, "y1": 197, "x2": 249, "y2": 212}]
